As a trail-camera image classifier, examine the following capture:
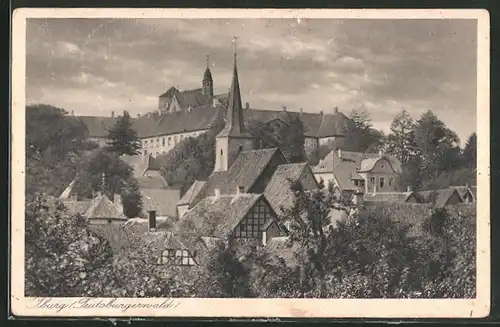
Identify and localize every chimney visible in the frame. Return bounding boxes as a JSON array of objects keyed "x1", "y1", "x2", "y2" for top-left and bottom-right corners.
[
  {"x1": 338, "y1": 148, "x2": 342, "y2": 158},
  {"x1": 111, "y1": 111, "x2": 115, "y2": 118},
  {"x1": 148, "y1": 210, "x2": 157, "y2": 231},
  {"x1": 114, "y1": 194, "x2": 123, "y2": 213},
  {"x1": 237, "y1": 186, "x2": 244, "y2": 194},
  {"x1": 71, "y1": 110, "x2": 74, "y2": 116},
  {"x1": 214, "y1": 188, "x2": 220, "y2": 198},
  {"x1": 282, "y1": 106, "x2": 287, "y2": 112},
  {"x1": 245, "y1": 102, "x2": 250, "y2": 110},
  {"x1": 300, "y1": 108, "x2": 303, "y2": 115},
  {"x1": 407, "y1": 185, "x2": 412, "y2": 192},
  {"x1": 320, "y1": 110, "x2": 324, "y2": 115},
  {"x1": 334, "y1": 107, "x2": 339, "y2": 114}
]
